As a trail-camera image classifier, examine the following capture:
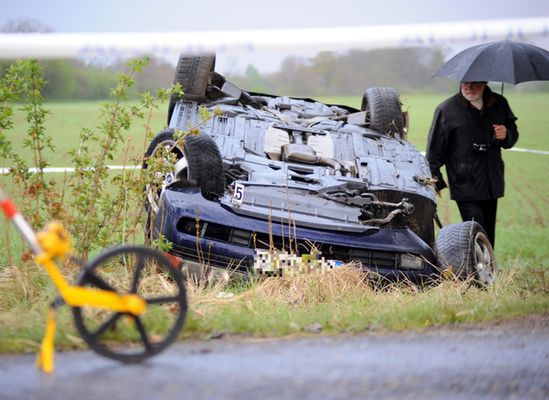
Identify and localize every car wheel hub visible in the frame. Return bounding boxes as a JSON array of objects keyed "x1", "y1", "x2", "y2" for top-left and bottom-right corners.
[
  {"x1": 146, "y1": 139, "x2": 186, "y2": 214},
  {"x1": 473, "y1": 232, "x2": 495, "y2": 286}
]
